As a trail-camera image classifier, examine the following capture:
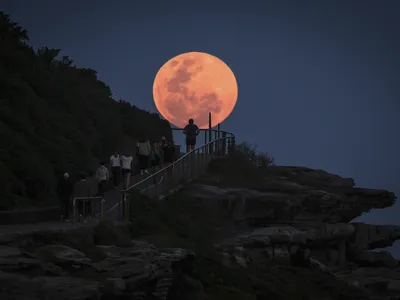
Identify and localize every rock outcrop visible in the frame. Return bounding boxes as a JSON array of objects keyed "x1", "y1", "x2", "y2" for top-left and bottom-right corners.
[
  {"x1": 186, "y1": 173, "x2": 396, "y2": 224},
  {"x1": 0, "y1": 228, "x2": 195, "y2": 300},
  {"x1": 186, "y1": 164, "x2": 398, "y2": 299},
  {"x1": 0, "y1": 163, "x2": 398, "y2": 299}
]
